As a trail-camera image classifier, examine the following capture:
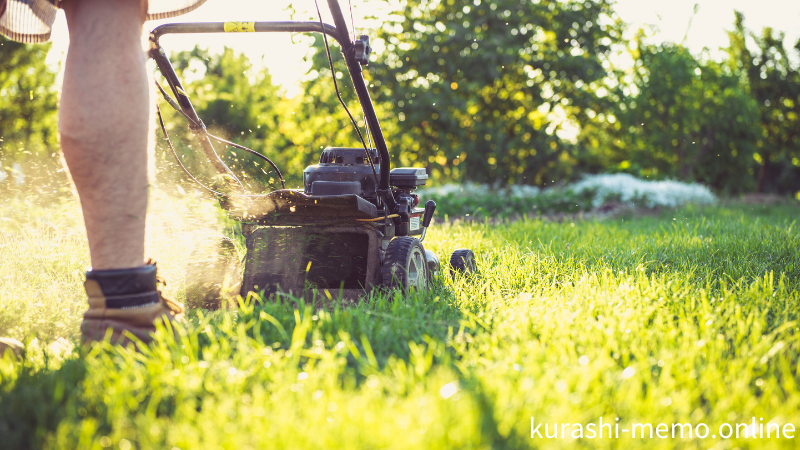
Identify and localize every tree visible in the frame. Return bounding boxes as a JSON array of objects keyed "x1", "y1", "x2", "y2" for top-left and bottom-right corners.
[
  {"x1": 601, "y1": 36, "x2": 761, "y2": 193},
  {"x1": 727, "y1": 12, "x2": 800, "y2": 194},
  {"x1": 368, "y1": 0, "x2": 624, "y2": 186}
]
